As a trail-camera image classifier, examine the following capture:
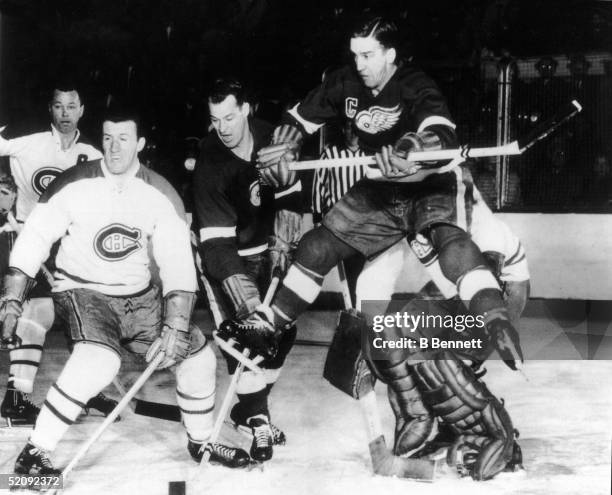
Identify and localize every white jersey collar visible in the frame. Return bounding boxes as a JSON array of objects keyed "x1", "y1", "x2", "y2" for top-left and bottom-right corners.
[{"x1": 50, "y1": 124, "x2": 81, "y2": 151}]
